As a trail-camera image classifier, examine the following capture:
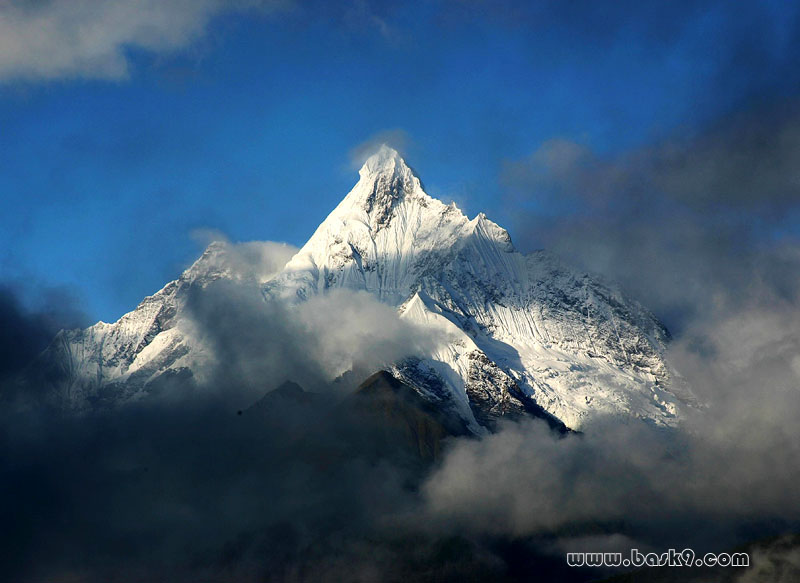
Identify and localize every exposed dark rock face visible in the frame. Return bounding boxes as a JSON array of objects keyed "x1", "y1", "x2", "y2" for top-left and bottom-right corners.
[{"x1": 348, "y1": 370, "x2": 471, "y2": 462}]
